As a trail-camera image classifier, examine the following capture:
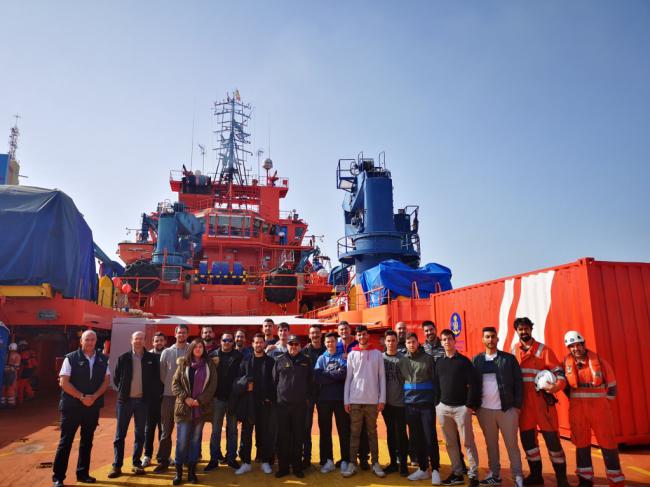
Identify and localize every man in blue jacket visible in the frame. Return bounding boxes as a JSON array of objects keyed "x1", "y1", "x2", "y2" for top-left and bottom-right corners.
[{"x1": 314, "y1": 332, "x2": 350, "y2": 474}]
